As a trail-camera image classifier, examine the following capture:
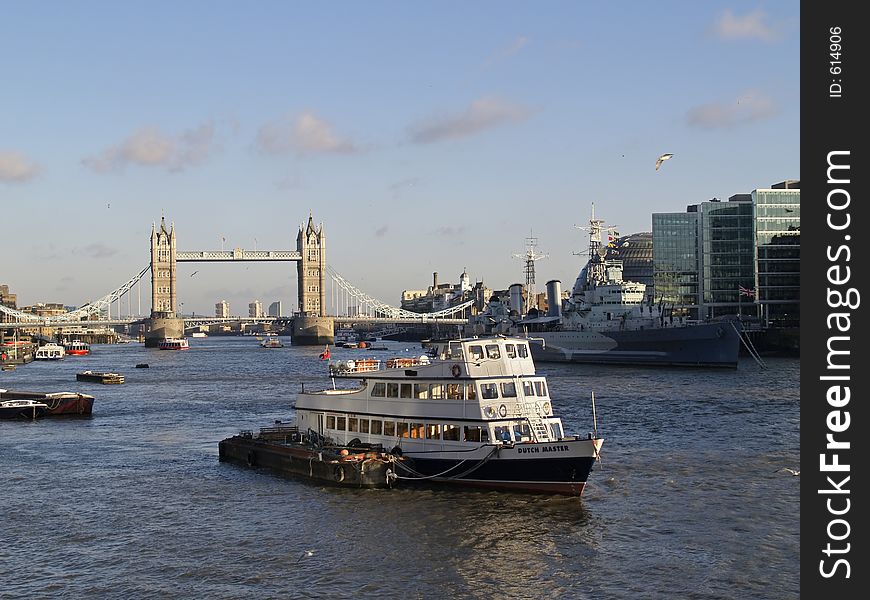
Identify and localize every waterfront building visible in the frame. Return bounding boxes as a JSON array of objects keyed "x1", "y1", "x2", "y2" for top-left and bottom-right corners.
[
  {"x1": 1, "y1": 284, "x2": 17, "y2": 323},
  {"x1": 652, "y1": 180, "x2": 800, "y2": 326},
  {"x1": 401, "y1": 270, "x2": 475, "y2": 314},
  {"x1": 268, "y1": 301, "x2": 282, "y2": 317},
  {"x1": 248, "y1": 300, "x2": 264, "y2": 318},
  {"x1": 215, "y1": 300, "x2": 230, "y2": 318}
]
